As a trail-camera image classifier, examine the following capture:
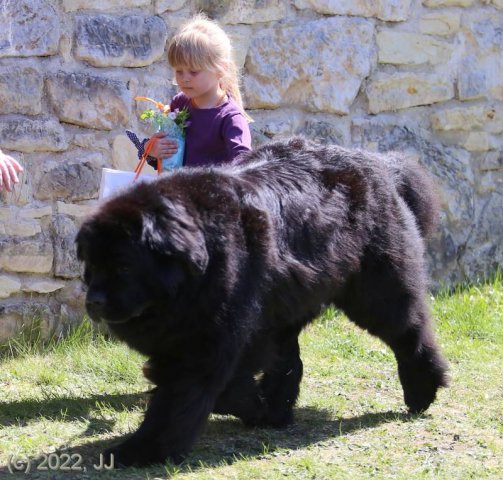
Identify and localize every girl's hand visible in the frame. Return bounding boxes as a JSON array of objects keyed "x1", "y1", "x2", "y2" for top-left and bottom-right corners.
[
  {"x1": 0, "y1": 152, "x2": 23, "y2": 192},
  {"x1": 146, "y1": 133, "x2": 178, "y2": 159}
]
